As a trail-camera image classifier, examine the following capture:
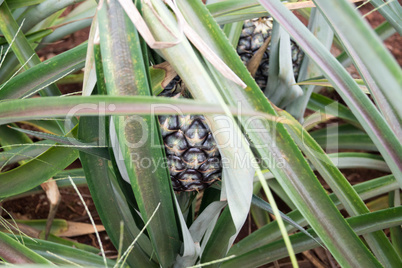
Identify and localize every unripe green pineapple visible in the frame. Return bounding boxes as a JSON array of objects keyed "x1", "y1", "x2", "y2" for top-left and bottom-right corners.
[{"x1": 158, "y1": 78, "x2": 221, "y2": 192}]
